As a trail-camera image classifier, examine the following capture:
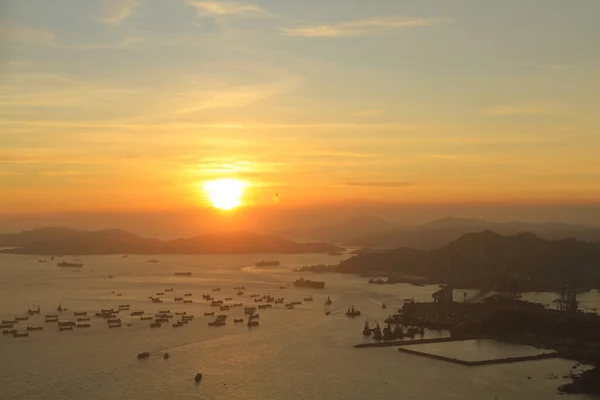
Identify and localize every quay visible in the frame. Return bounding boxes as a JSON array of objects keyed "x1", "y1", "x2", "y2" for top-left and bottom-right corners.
[
  {"x1": 397, "y1": 346, "x2": 559, "y2": 366},
  {"x1": 354, "y1": 335, "x2": 486, "y2": 348}
]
